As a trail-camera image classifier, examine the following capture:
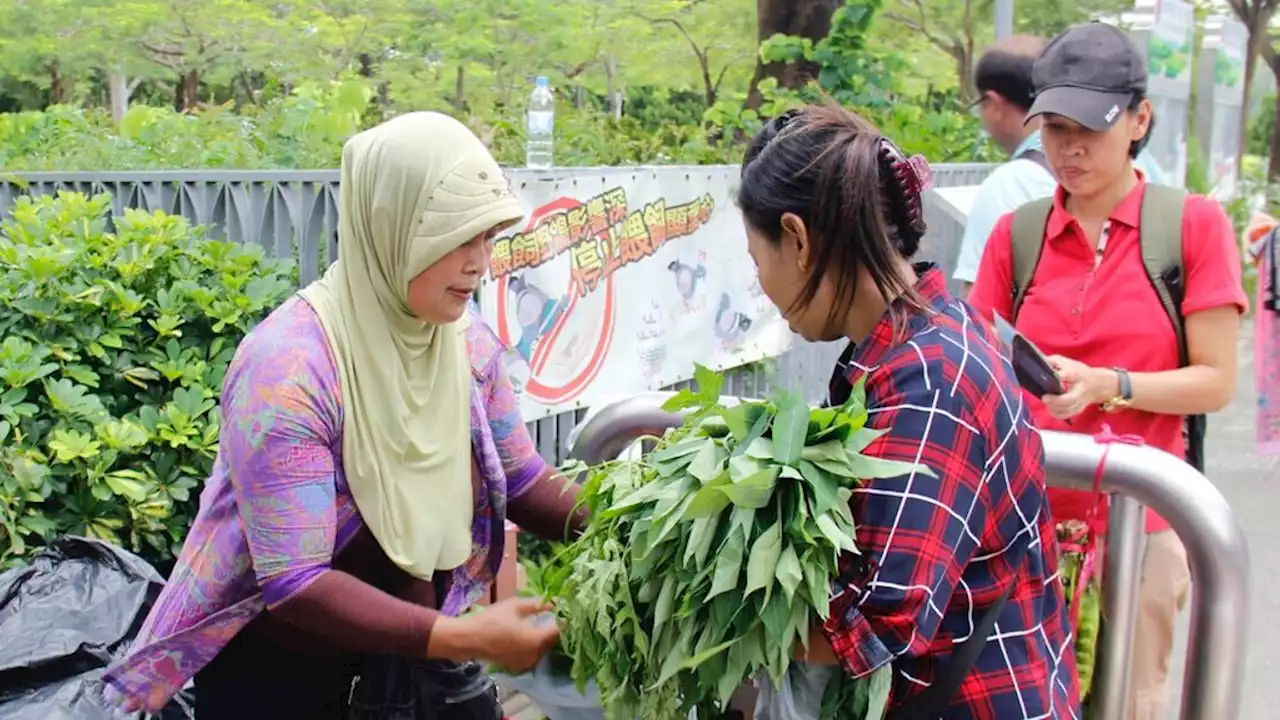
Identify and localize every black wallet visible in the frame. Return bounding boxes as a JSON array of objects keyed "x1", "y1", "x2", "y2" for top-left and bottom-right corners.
[{"x1": 994, "y1": 314, "x2": 1064, "y2": 398}]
